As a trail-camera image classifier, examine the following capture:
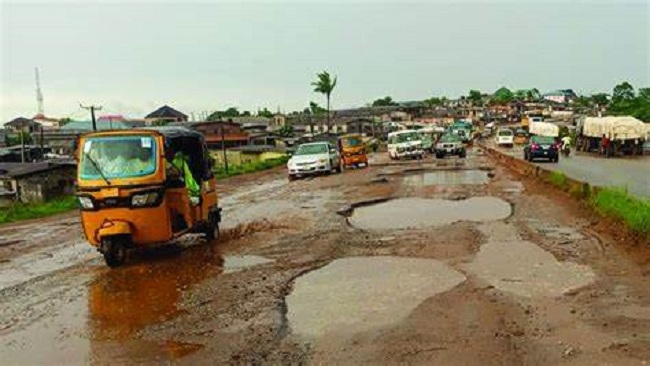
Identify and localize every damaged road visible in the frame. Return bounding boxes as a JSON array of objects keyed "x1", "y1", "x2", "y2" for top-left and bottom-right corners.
[{"x1": 1, "y1": 149, "x2": 649, "y2": 365}]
